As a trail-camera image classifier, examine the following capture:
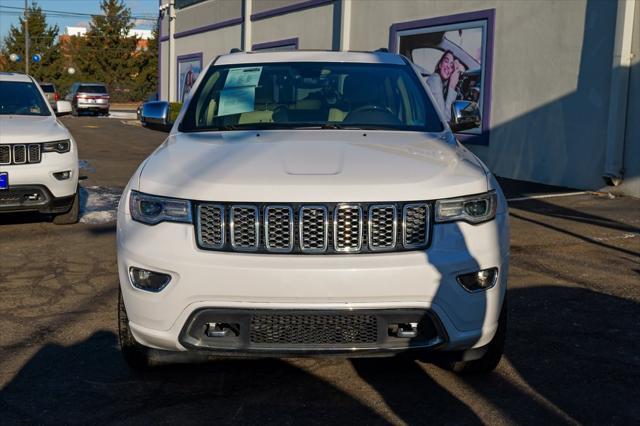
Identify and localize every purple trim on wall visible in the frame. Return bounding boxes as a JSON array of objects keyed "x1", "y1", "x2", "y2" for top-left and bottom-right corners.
[
  {"x1": 252, "y1": 37, "x2": 299, "y2": 51},
  {"x1": 174, "y1": 16, "x2": 243, "y2": 39},
  {"x1": 389, "y1": 9, "x2": 496, "y2": 146},
  {"x1": 159, "y1": 35, "x2": 170, "y2": 42},
  {"x1": 251, "y1": 0, "x2": 333, "y2": 21},
  {"x1": 176, "y1": 52, "x2": 203, "y2": 102}
]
